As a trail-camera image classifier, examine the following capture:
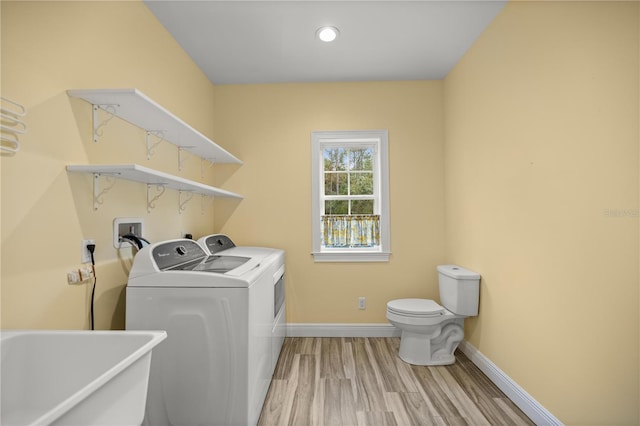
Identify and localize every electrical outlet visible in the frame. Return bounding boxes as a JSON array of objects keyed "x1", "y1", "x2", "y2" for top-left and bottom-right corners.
[
  {"x1": 81, "y1": 239, "x2": 95, "y2": 263},
  {"x1": 358, "y1": 297, "x2": 366, "y2": 310}
]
